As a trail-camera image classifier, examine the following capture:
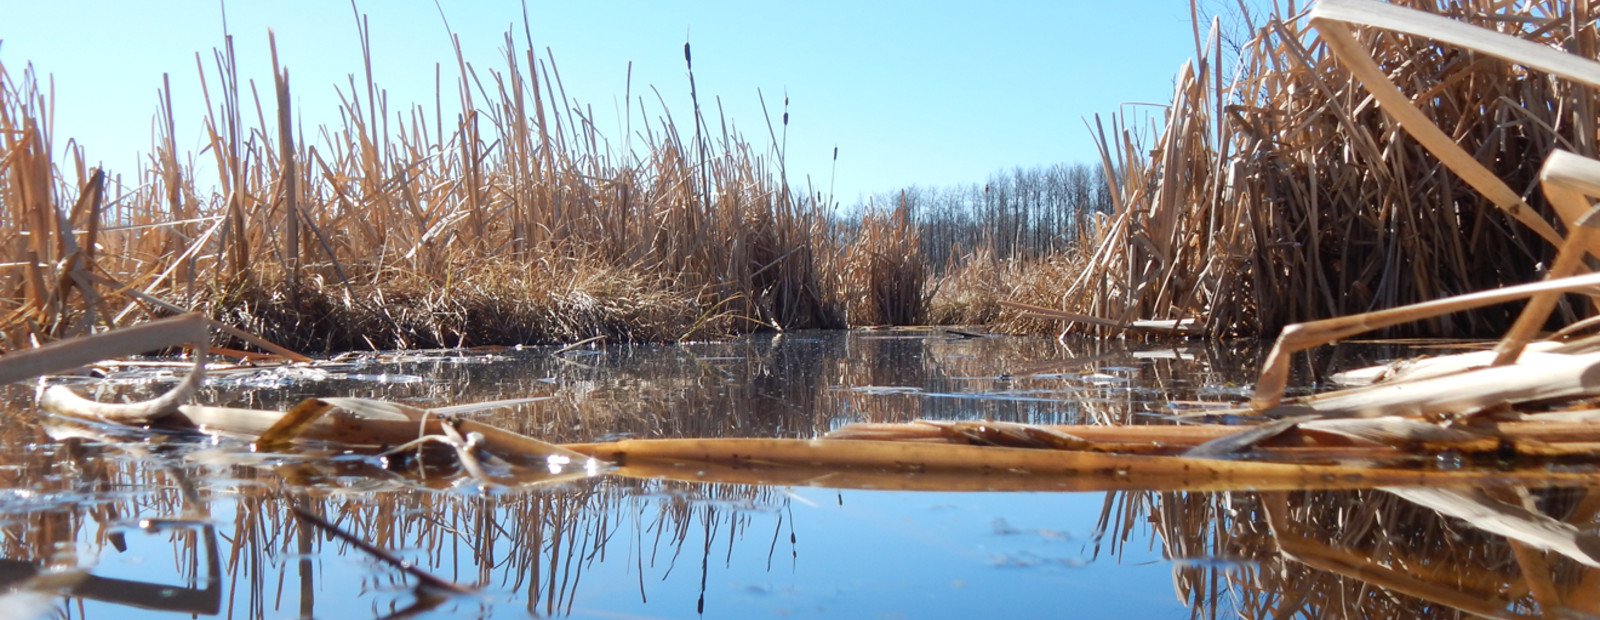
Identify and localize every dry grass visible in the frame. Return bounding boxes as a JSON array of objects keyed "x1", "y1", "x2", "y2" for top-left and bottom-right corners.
[{"x1": 0, "y1": 21, "x2": 846, "y2": 352}]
